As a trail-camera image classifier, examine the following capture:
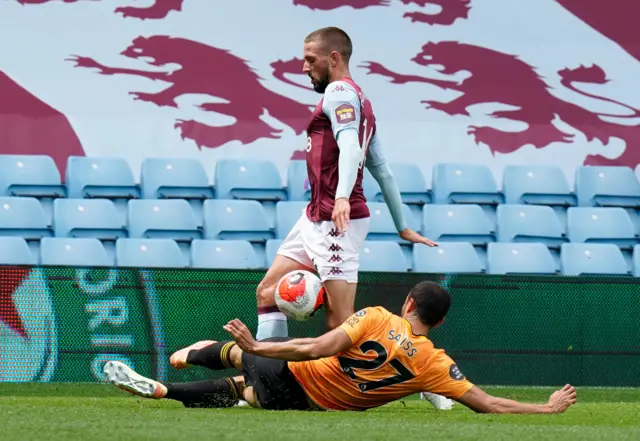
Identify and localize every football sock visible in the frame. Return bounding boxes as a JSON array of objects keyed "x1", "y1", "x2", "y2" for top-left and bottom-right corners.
[
  {"x1": 256, "y1": 307, "x2": 288, "y2": 340},
  {"x1": 186, "y1": 341, "x2": 236, "y2": 370},
  {"x1": 164, "y1": 378, "x2": 242, "y2": 408}
]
